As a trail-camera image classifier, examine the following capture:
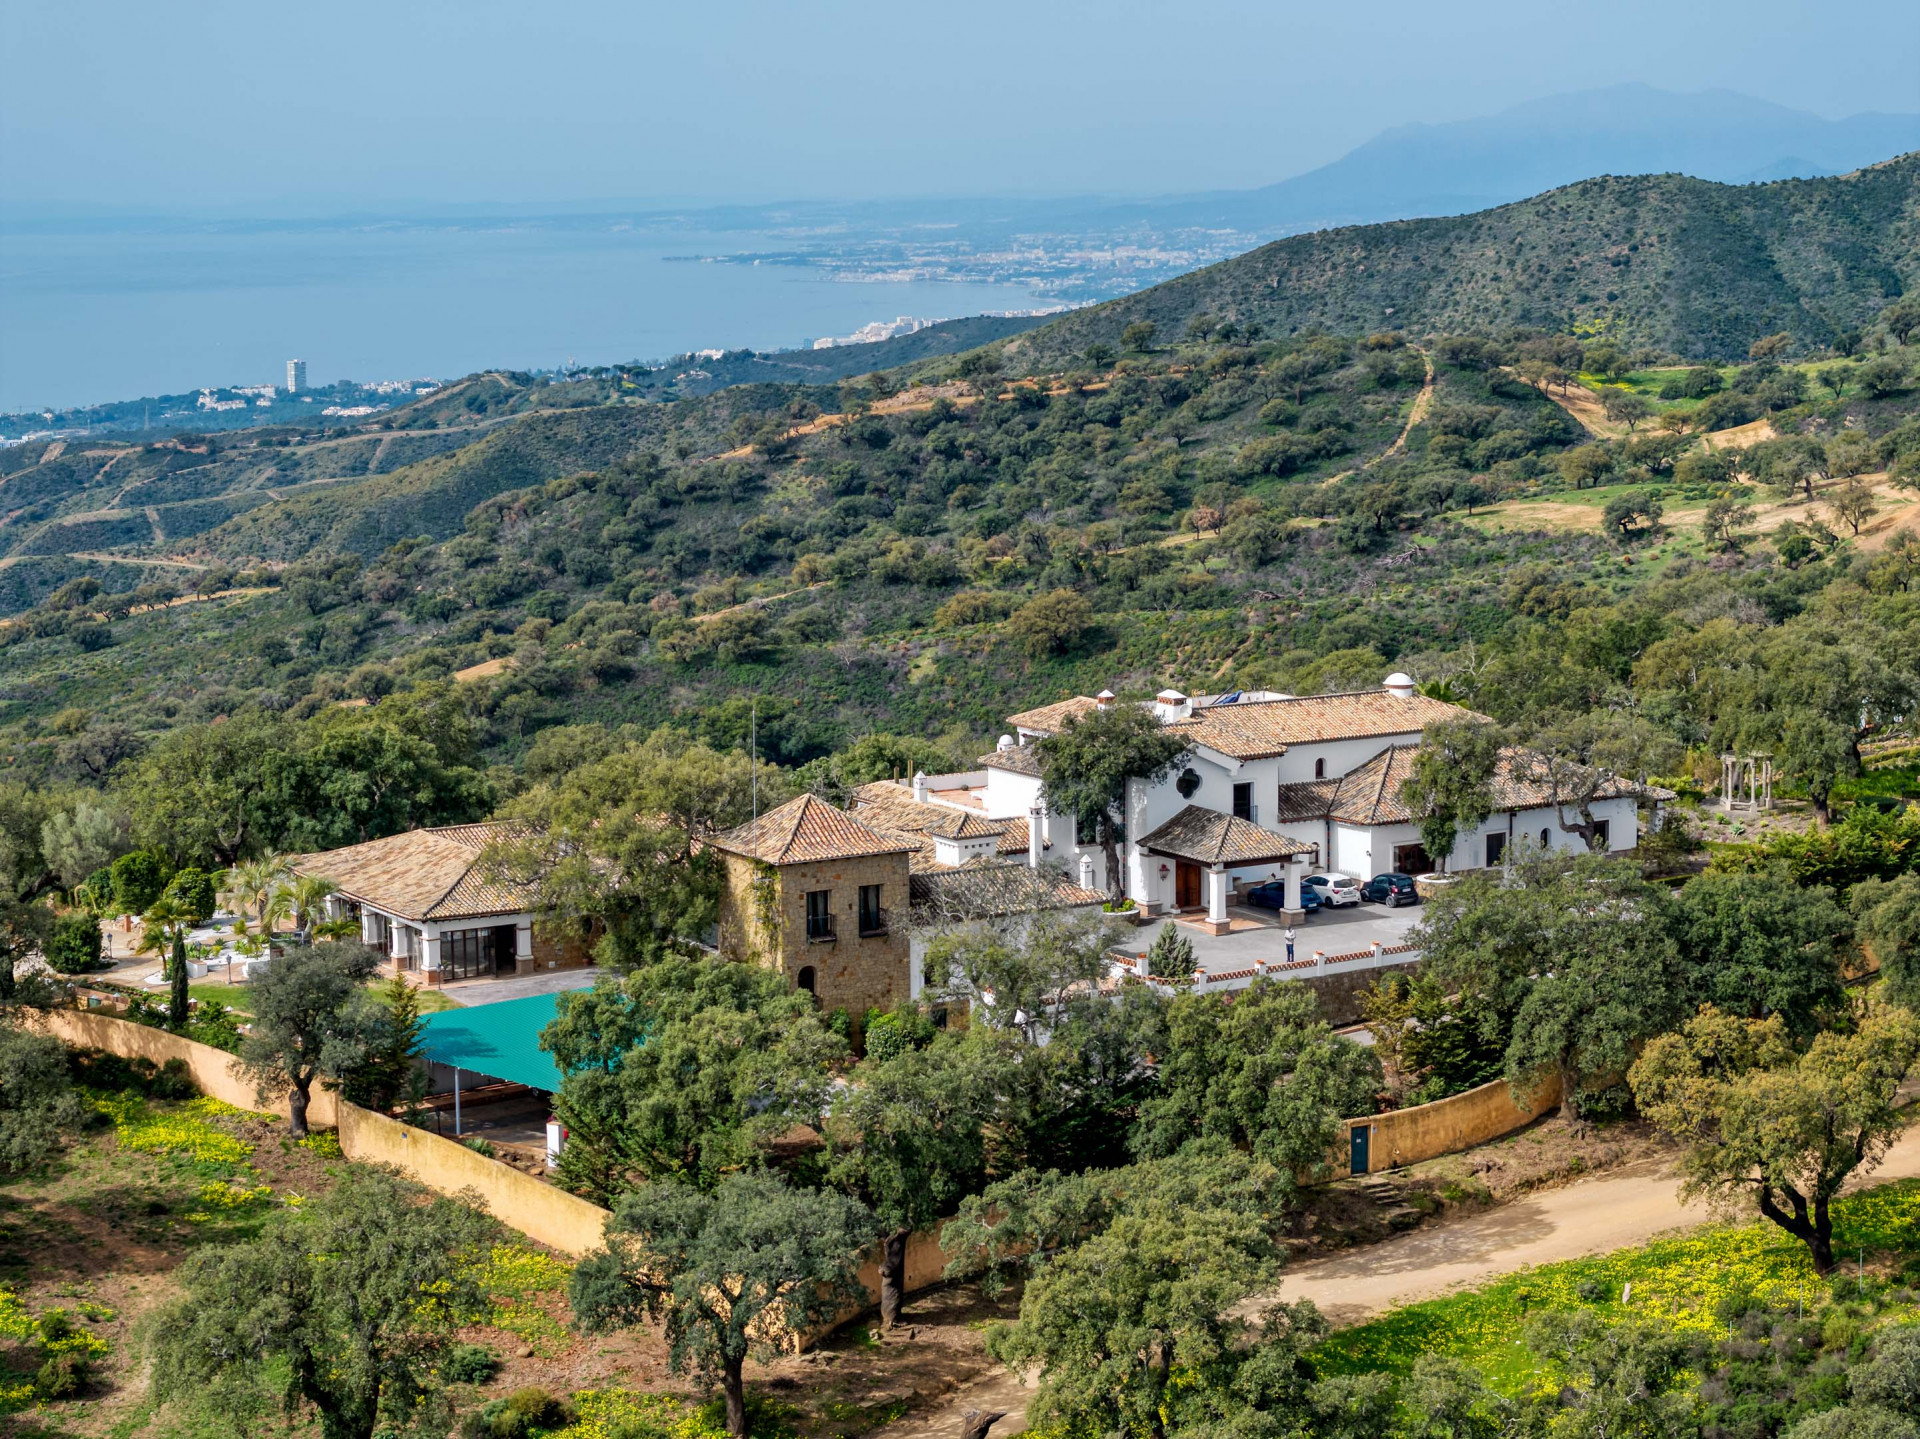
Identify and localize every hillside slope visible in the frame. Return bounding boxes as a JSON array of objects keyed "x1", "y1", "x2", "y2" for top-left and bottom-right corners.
[{"x1": 1014, "y1": 154, "x2": 1920, "y2": 363}]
